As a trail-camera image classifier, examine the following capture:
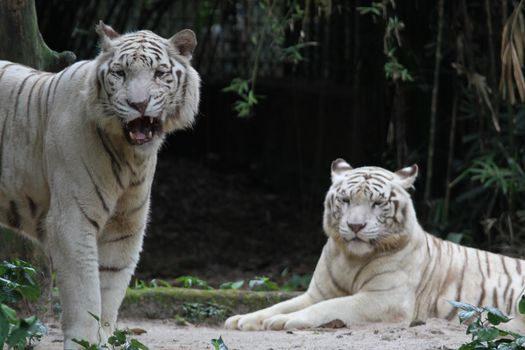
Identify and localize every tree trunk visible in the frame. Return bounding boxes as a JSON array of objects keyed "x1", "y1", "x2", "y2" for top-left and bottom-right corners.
[{"x1": 0, "y1": 0, "x2": 76, "y2": 71}]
